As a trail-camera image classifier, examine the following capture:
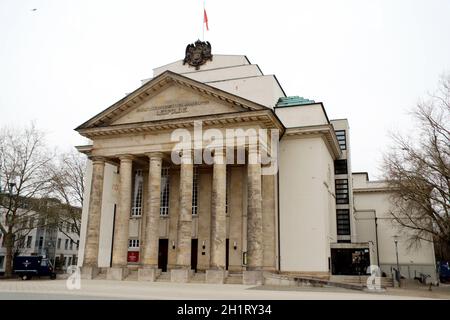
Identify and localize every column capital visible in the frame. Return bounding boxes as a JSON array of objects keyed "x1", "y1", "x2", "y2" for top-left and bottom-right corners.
[
  {"x1": 117, "y1": 154, "x2": 135, "y2": 162},
  {"x1": 145, "y1": 152, "x2": 164, "y2": 160},
  {"x1": 89, "y1": 156, "x2": 106, "y2": 164}
]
